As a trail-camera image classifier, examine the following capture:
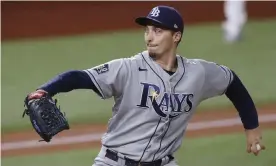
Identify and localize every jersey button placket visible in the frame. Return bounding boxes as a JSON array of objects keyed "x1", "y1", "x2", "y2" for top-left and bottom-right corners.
[{"x1": 167, "y1": 81, "x2": 173, "y2": 120}]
